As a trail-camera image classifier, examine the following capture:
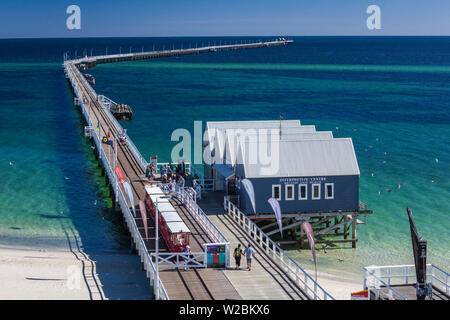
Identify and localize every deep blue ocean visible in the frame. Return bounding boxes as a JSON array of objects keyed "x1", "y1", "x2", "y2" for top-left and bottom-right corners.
[{"x1": 0, "y1": 37, "x2": 448, "y2": 282}]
